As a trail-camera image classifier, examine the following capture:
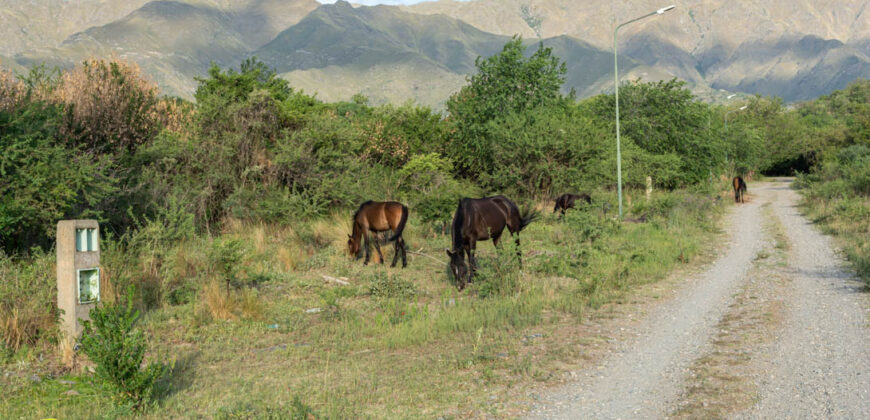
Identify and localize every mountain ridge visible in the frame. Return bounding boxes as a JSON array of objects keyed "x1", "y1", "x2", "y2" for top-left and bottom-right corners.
[{"x1": 3, "y1": 0, "x2": 870, "y2": 105}]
